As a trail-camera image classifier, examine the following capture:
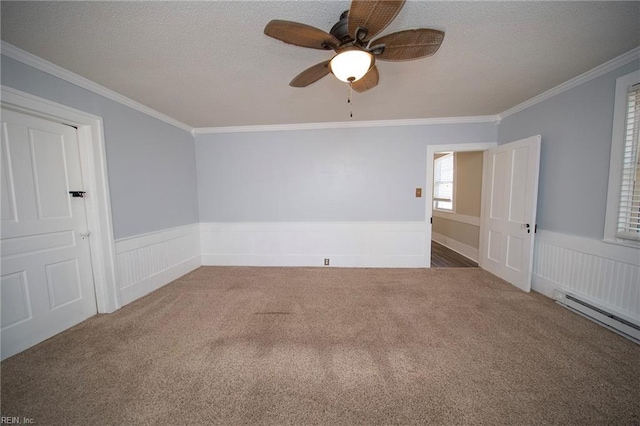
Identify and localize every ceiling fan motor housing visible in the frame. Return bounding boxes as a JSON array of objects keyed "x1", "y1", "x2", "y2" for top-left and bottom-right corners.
[
  {"x1": 330, "y1": 11, "x2": 352, "y2": 44},
  {"x1": 264, "y1": 1, "x2": 444, "y2": 92}
]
